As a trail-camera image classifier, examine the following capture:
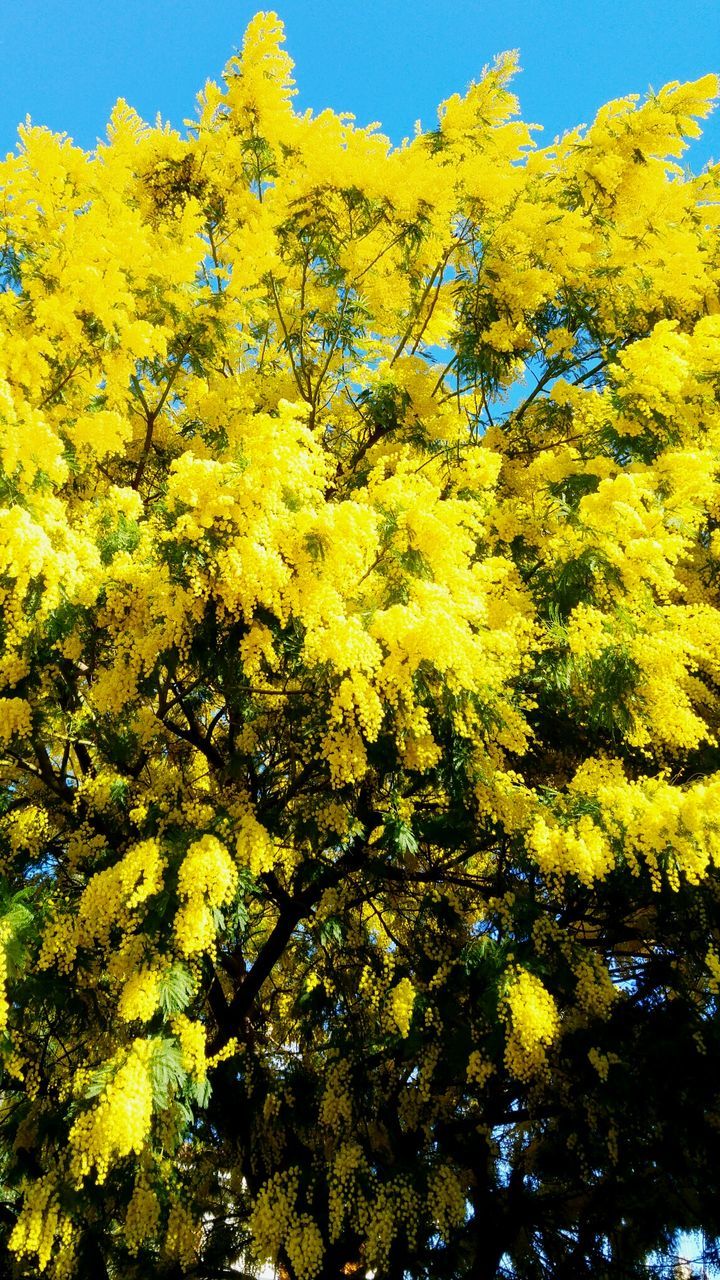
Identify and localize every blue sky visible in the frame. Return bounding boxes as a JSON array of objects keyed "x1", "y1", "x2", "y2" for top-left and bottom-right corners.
[{"x1": 1, "y1": 0, "x2": 718, "y2": 165}]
